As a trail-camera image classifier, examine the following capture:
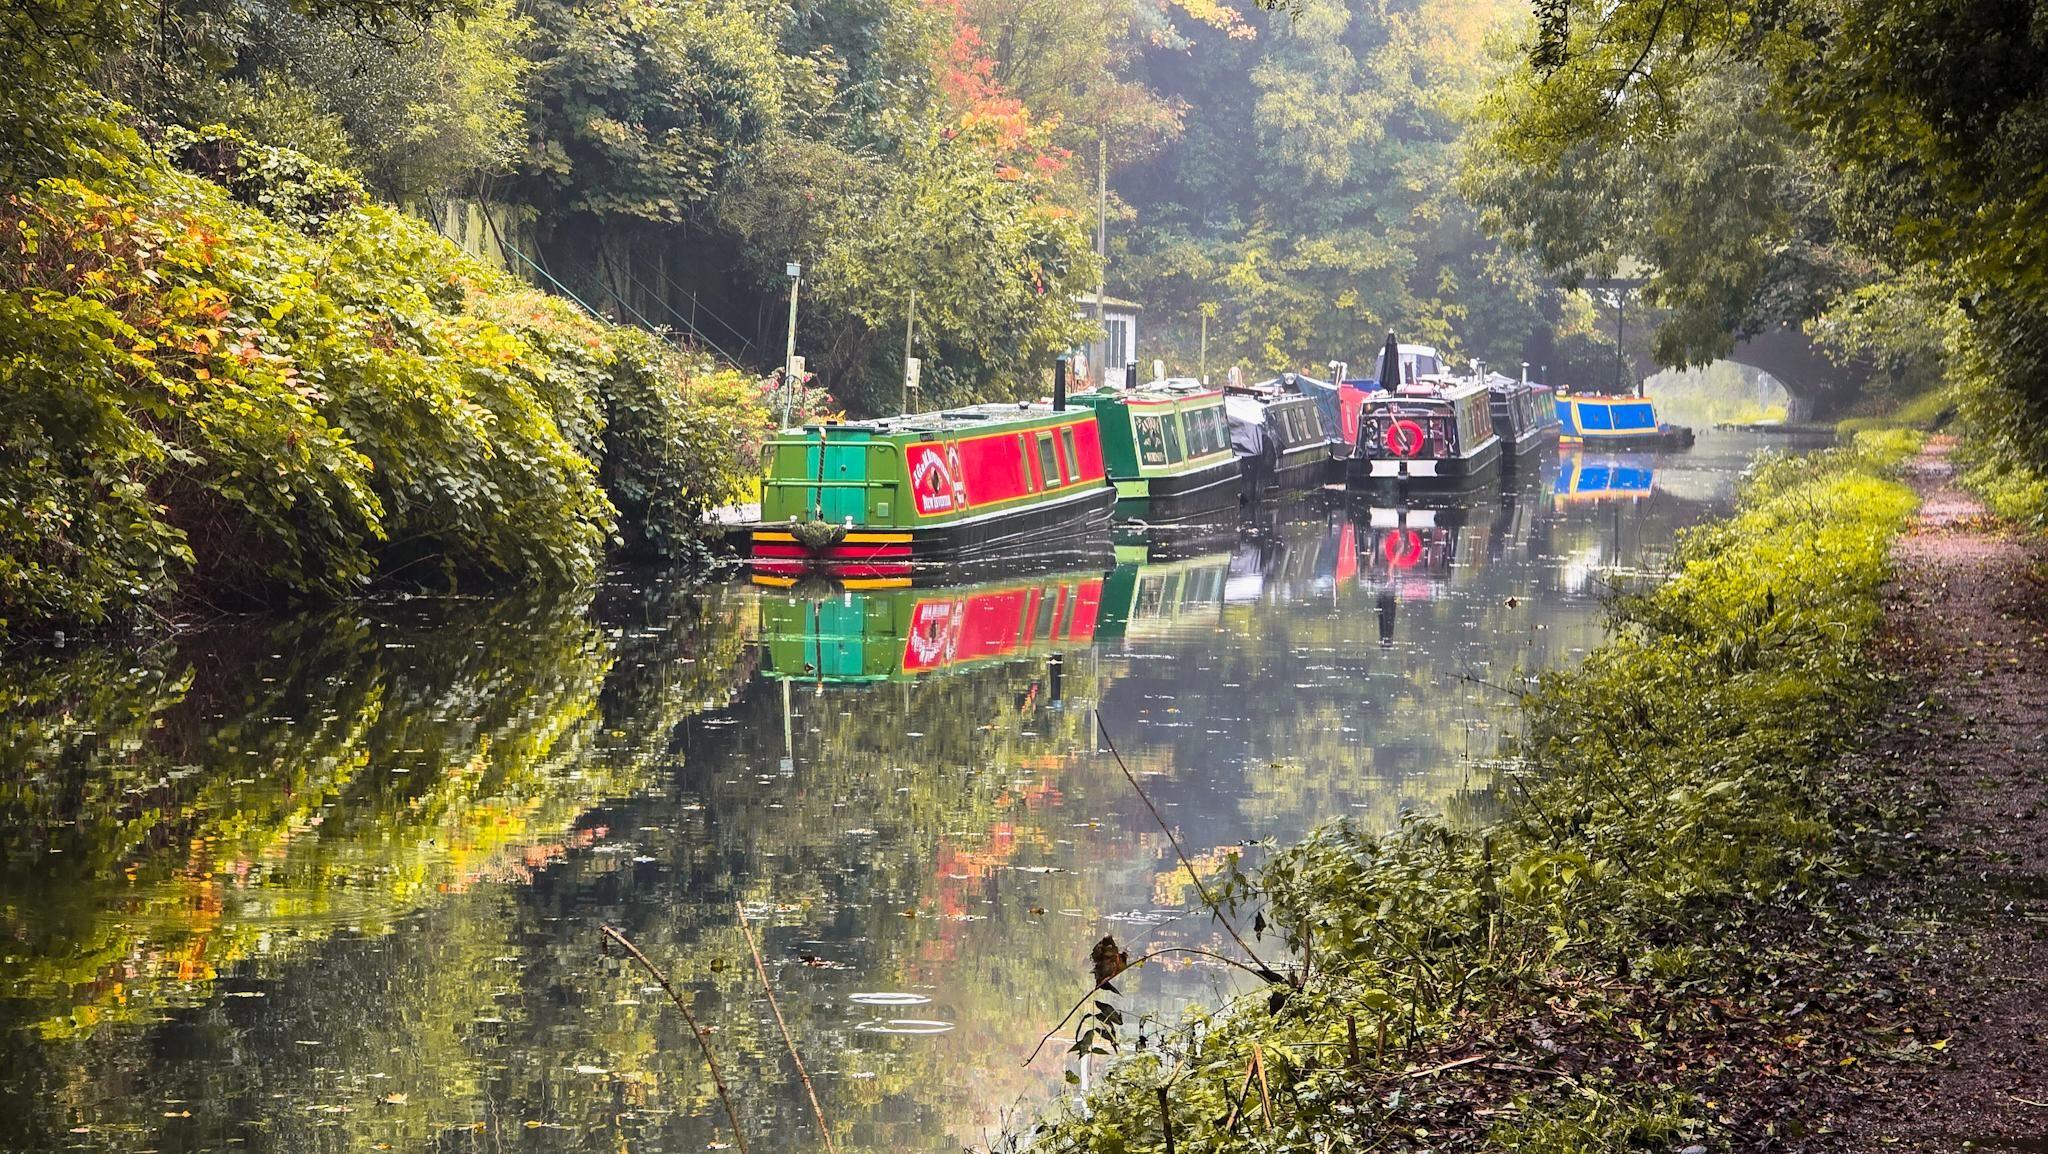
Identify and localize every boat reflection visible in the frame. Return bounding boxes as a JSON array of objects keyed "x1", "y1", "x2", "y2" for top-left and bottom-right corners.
[
  {"x1": 1554, "y1": 450, "x2": 1658, "y2": 504},
  {"x1": 758, "y1": 571, "x2": 1107, "y2": 683}
]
